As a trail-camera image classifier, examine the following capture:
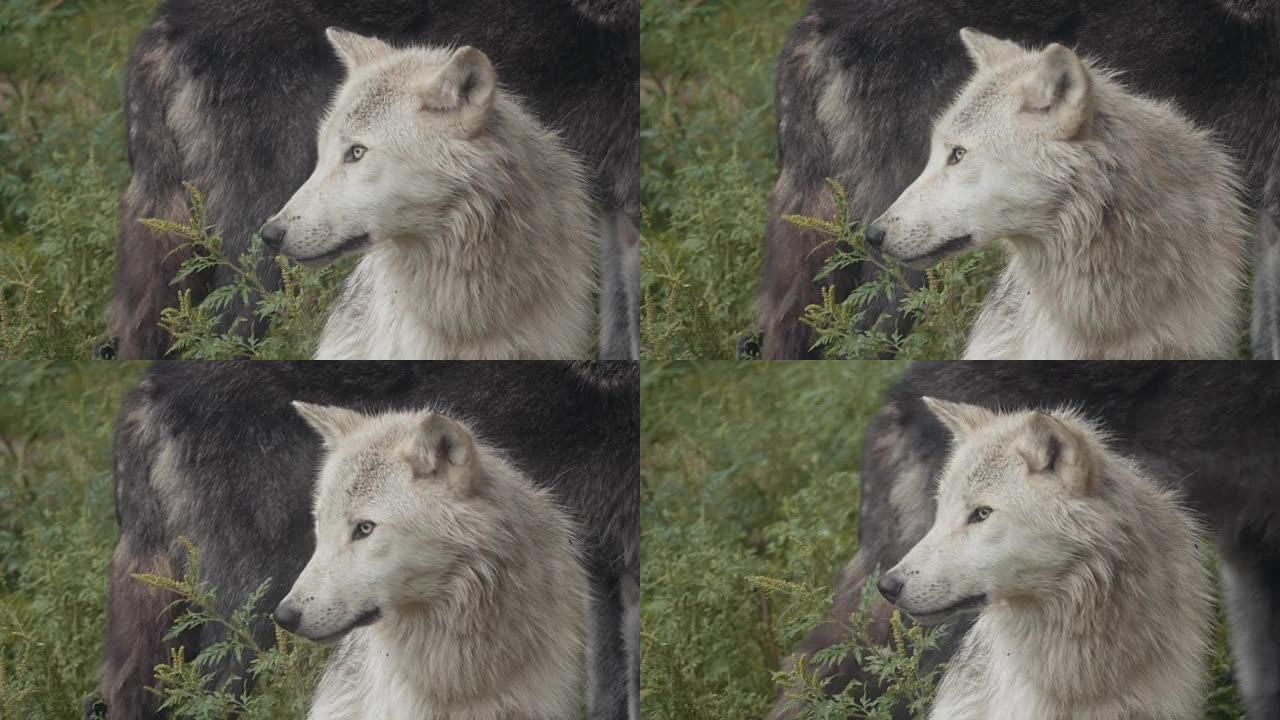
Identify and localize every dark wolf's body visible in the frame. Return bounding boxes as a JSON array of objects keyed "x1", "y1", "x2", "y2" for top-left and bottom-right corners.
[
  {"x1": 775, "y1": 362, "x2": 1280, "y2": 719},
  {"x1": 761, "y1": 0, "x2": 1280, "y2": 359},
  {"x1": 112, "y1": 0, "x2": 638, "y2": 360},
  {"x1": 99, "y1": 361, "x2": 639, "y2": 720}
]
